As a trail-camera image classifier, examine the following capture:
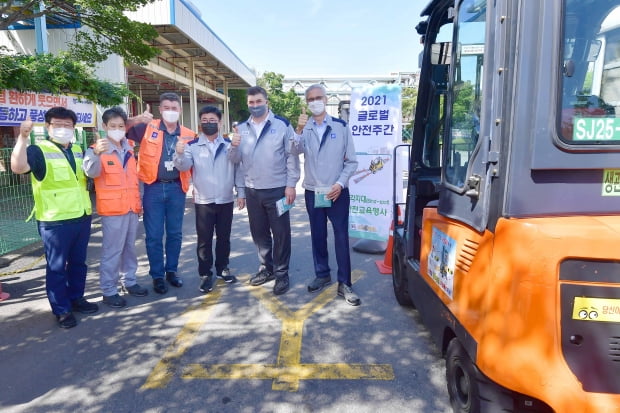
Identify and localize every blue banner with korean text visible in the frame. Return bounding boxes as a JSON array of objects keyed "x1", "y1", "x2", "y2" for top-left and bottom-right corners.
[
  {"x1": 0, "y1": 90, "x2": 95, "y2": 127},
  {"x1": 349, "y1": 85, "x2": 402, "y2": 241}
]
